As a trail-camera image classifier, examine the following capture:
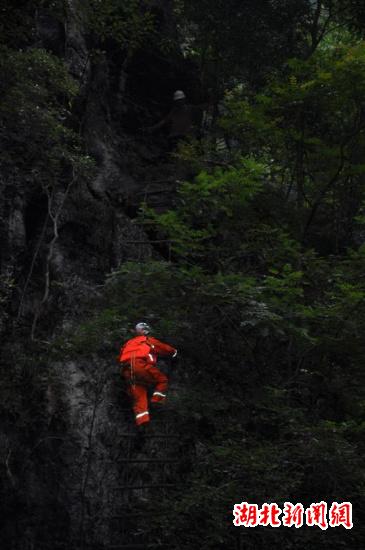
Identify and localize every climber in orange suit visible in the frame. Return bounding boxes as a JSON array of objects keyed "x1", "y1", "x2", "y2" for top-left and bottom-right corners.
[{"x1": 119, "y1": 322, "x2": 177, "y2": 427}]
